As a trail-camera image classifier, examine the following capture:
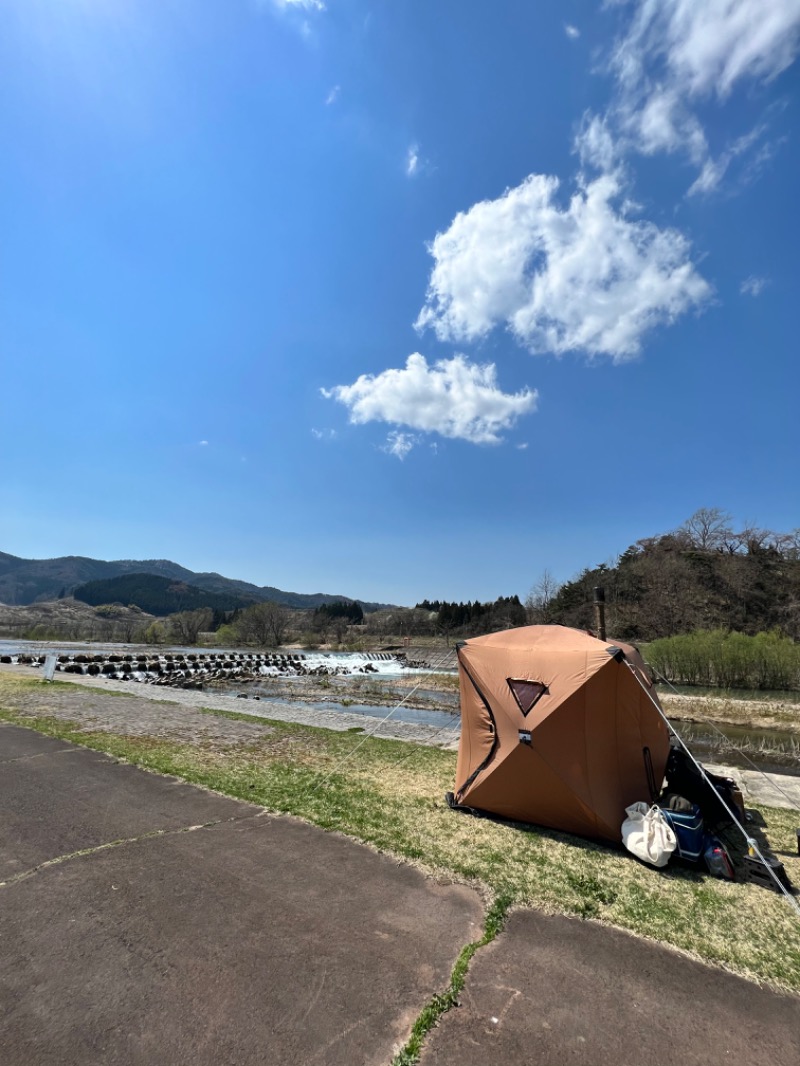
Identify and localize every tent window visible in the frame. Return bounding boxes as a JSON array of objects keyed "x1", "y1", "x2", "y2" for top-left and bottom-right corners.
[{"x1": 507, "y1": 679, "x2": 547, "y2": 717}]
